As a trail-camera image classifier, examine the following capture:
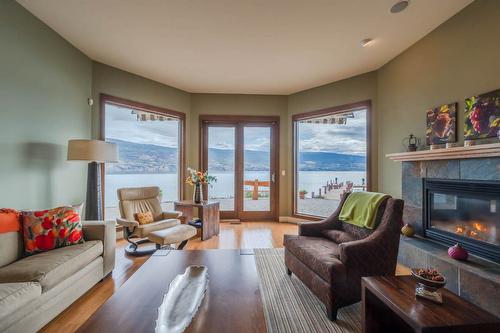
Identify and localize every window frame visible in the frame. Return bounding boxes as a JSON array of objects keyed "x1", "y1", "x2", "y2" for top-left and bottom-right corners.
[
  {"x1": 99, "y1": 94, "x2": 186, "y2": 219},
  {"x1": 292, "y1": 100, "x2": 372, "y2": 219}
]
